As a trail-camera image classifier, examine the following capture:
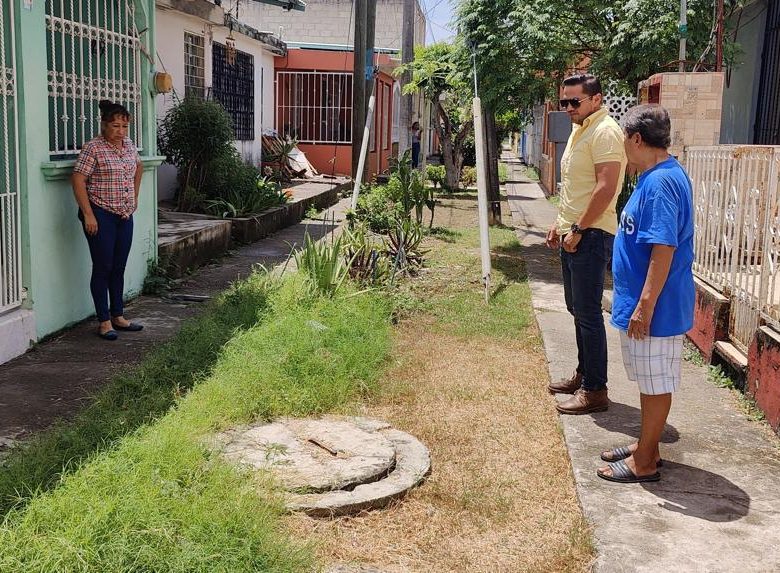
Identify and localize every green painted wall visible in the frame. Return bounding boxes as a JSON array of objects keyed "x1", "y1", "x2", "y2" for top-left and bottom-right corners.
[
  {"x1": 15, "y1": 0, "x2": 159, "y2": 338},
  {"x1": 720, "y1": 1, "x2": 768, "y2": 144}
]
